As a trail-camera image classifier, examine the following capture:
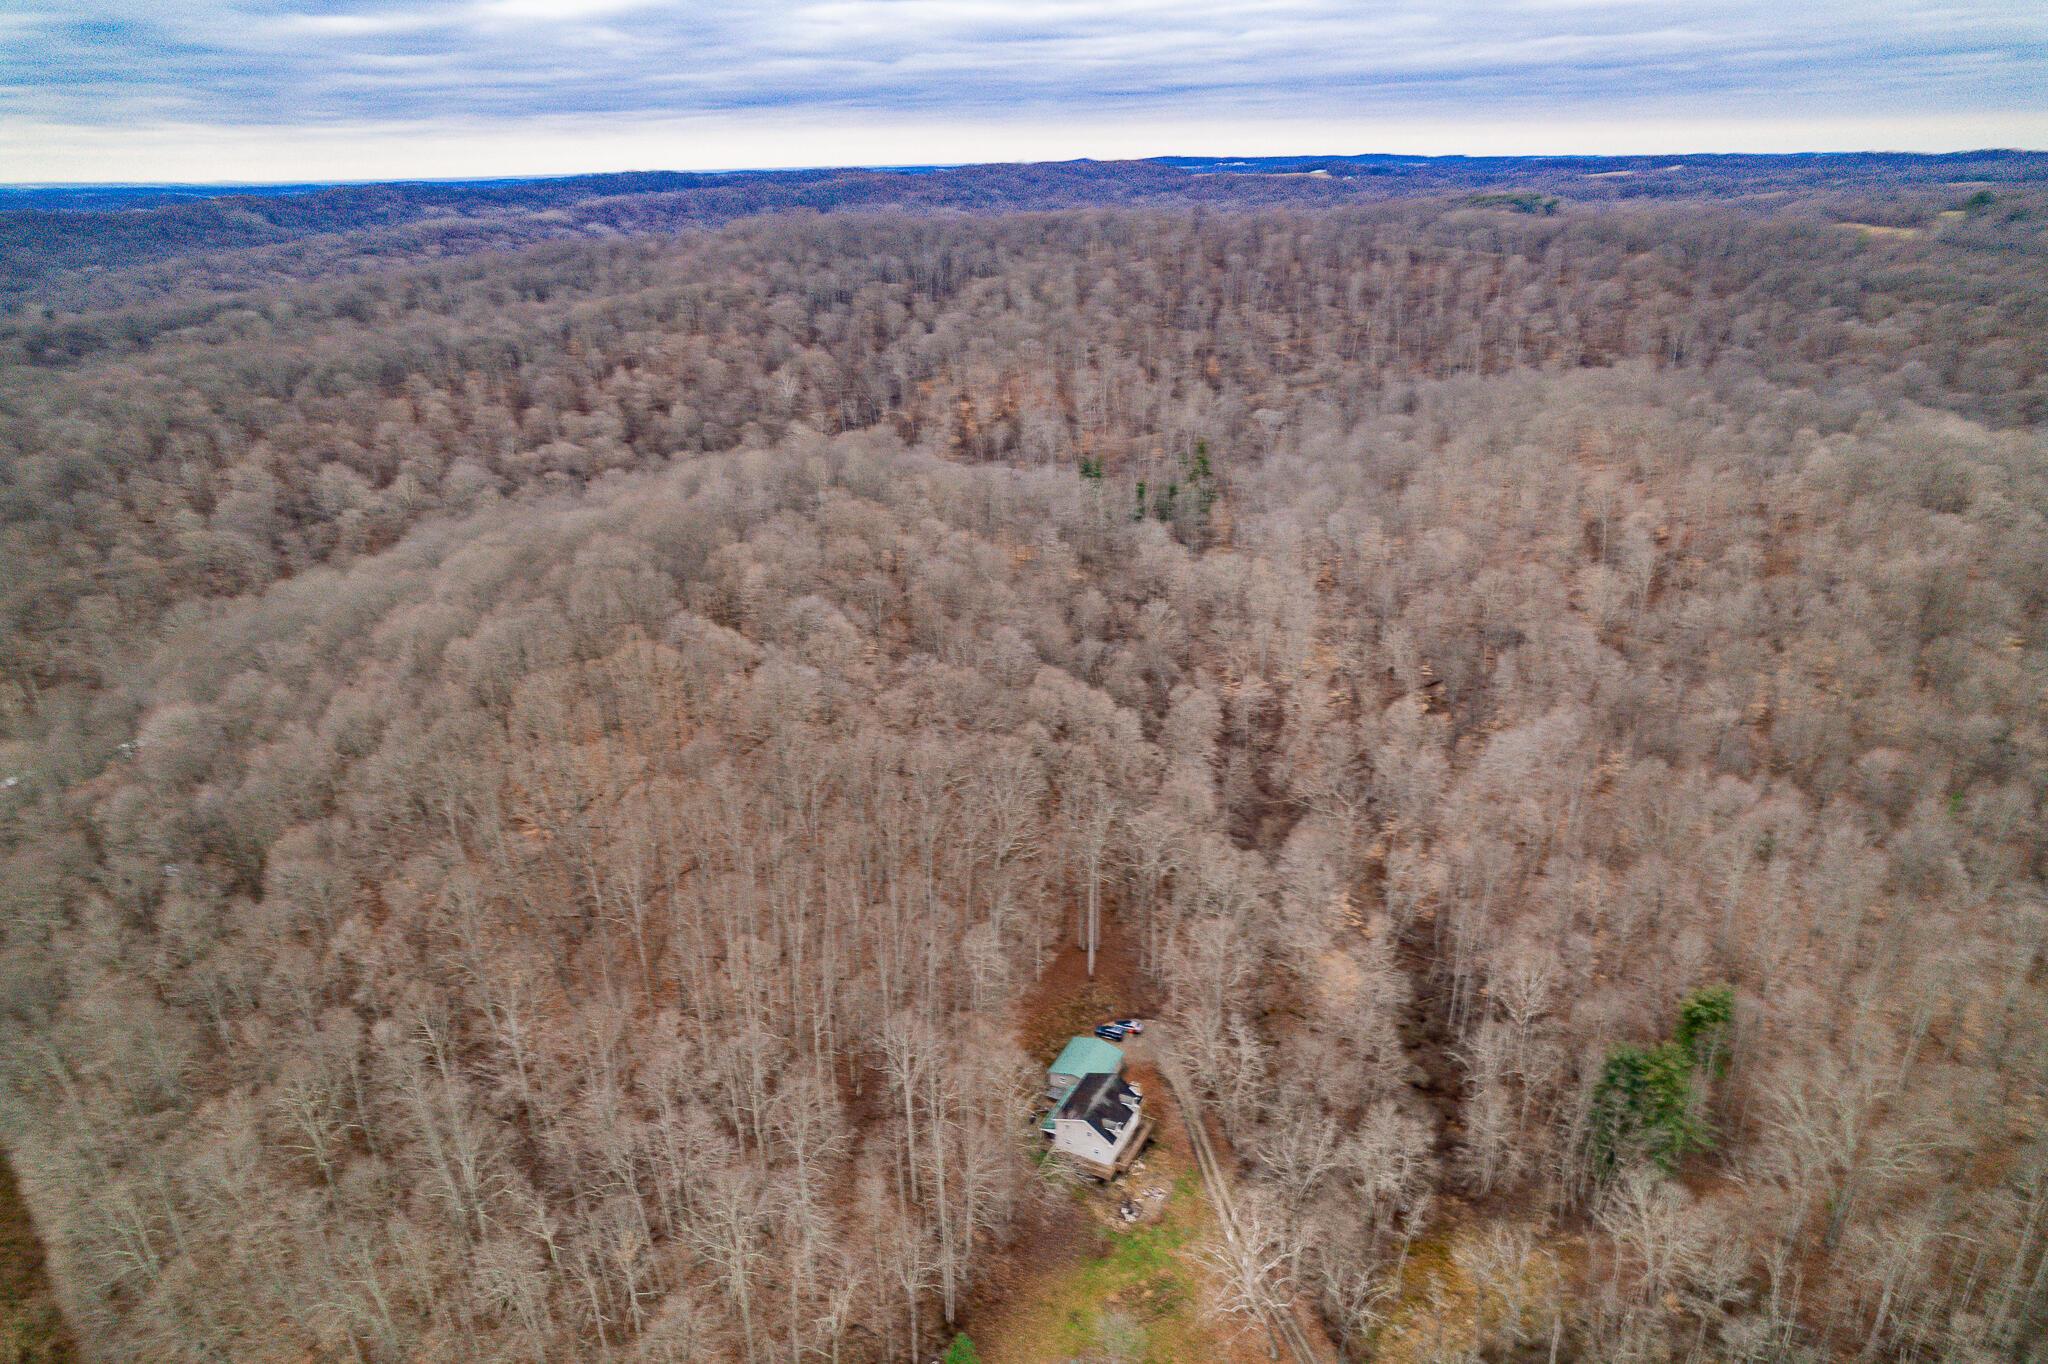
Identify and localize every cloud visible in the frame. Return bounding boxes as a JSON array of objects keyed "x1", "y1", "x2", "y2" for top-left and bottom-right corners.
[
  {"x1": 2, "y1": 1, "x2": 2043, "y2": 177},
  {"x1": 469, "y1": 0, "x2": 664, "y2": 21}
]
